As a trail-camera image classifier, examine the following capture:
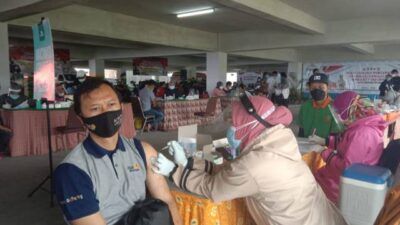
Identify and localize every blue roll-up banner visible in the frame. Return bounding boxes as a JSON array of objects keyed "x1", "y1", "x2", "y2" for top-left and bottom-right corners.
[{"x1": 32, "y1": 18, "x2": 55, "y2": 101}]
